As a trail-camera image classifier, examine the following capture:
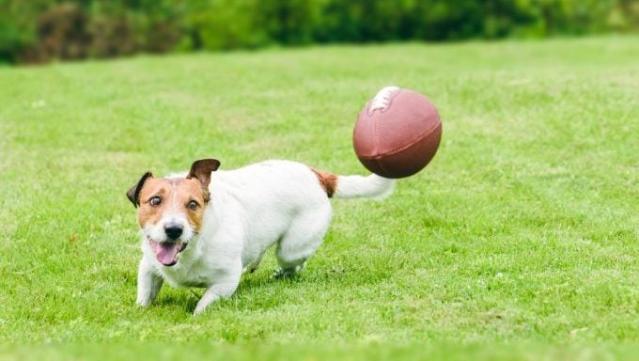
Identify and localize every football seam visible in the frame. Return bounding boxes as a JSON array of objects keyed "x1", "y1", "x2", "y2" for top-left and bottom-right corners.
[
  {"x1": 370, "y1": 89, "x2": 401, "y2": 162},
  {"x1": 366, "y1": 88, "x2": 399, "y2": 116},
  {"x1": 359, "y1": 122, "x2": 442, "y2": 159}
]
